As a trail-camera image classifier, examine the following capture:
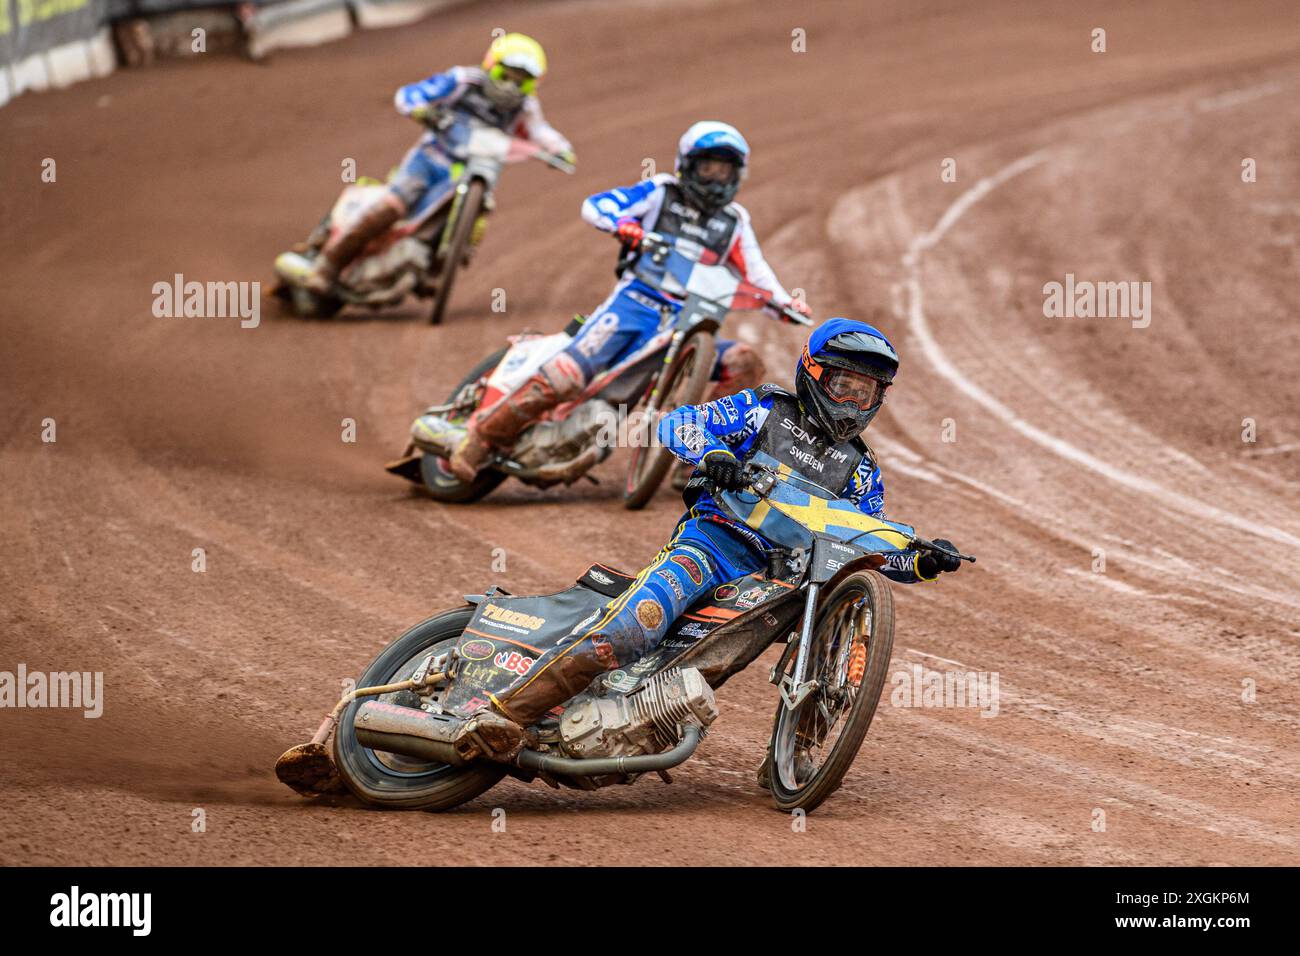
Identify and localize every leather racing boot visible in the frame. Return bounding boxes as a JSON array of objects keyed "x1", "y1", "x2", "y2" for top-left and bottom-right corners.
[
  {"x1": 448, "y1": 353, "x2": 585, "y2": 482},
  {"x1": 296, "y1": 192, "x2": 406, "y2": 295},
  {"x1": 487, "y1": 631, "x2": 618, "y2": 729}
]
